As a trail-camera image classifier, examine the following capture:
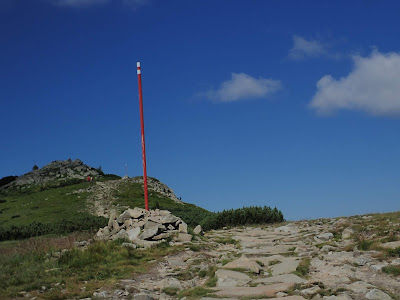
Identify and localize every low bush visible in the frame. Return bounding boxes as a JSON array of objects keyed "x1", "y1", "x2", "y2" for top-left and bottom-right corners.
[
  {"x1": 0, "y1": 215, "x2": 107, "y2": 241},
  {"x1": 201, "y1": 206, "x2": 284, "y2": 231}
]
